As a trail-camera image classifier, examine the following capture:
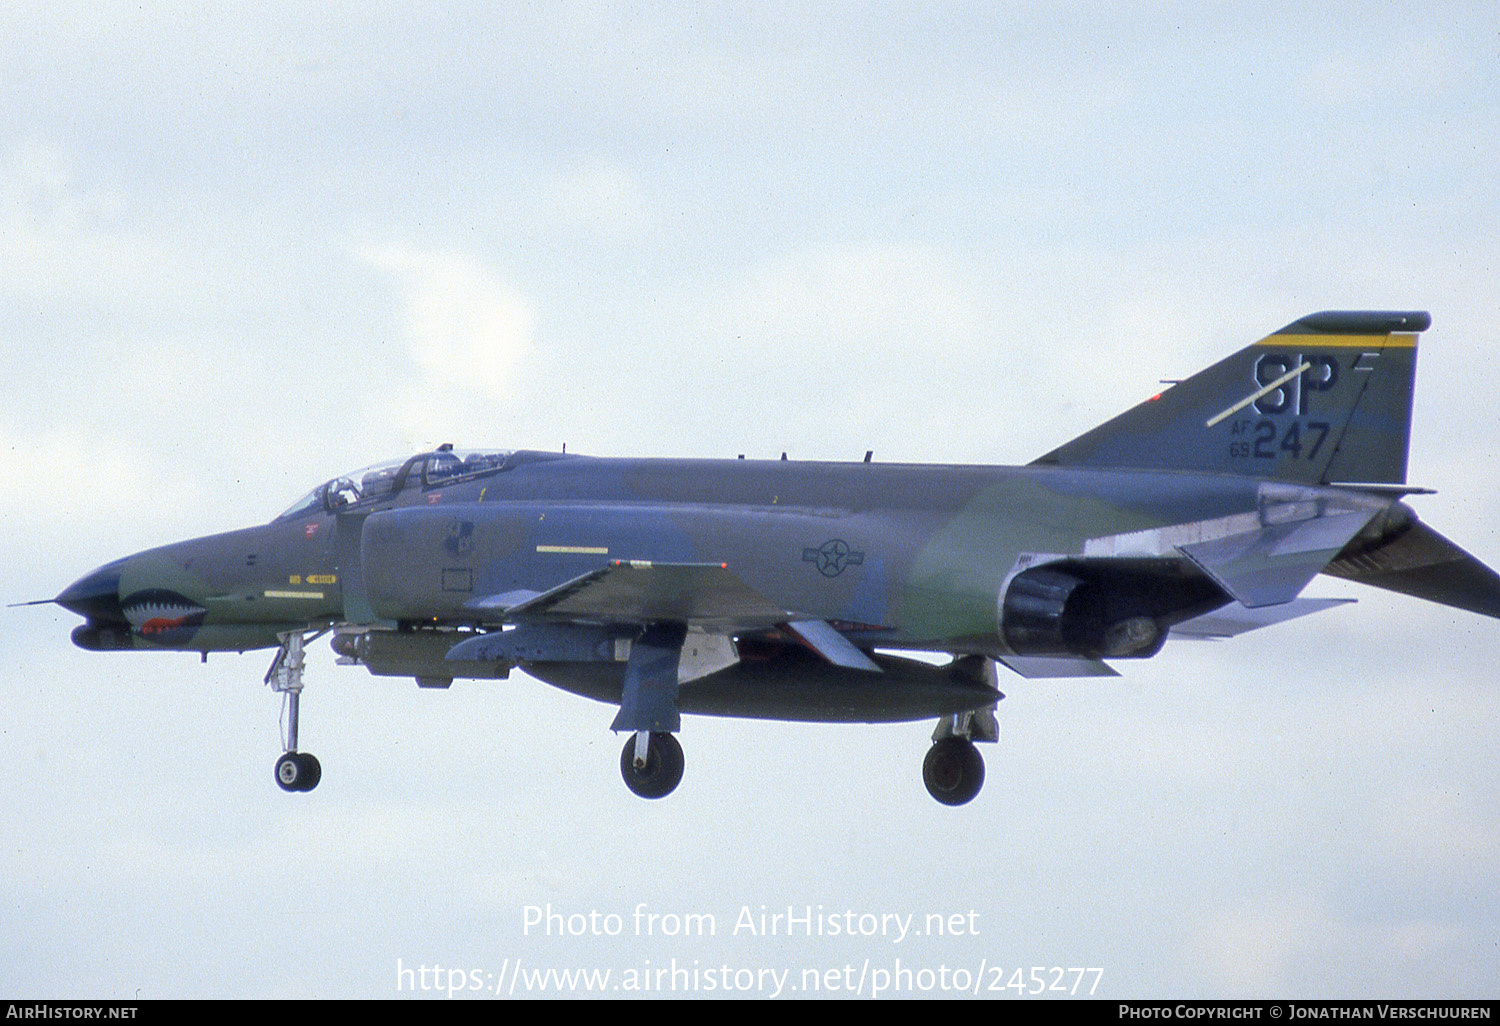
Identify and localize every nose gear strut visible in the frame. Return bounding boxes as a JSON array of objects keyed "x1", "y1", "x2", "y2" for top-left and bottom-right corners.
[{"x1": 266, "y1": 629, "x2": 328, "y2": 792}]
